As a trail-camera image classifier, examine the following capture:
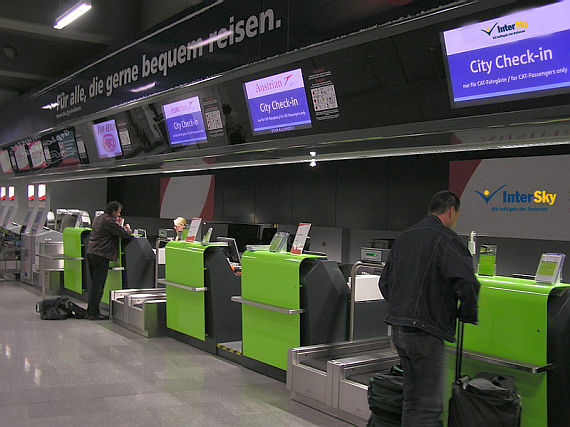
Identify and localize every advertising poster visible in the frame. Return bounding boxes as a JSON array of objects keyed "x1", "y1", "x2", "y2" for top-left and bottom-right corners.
[
  {"x1": 0, "y1": 150, "x2": 13, "y2": 174},
  {"x1": 162, "y1": 96, "x2": 207, "y2": 146},
  {"x1": 28, "y1": 140, "x2": 47, "y2": 169},
  {"x1": 12, "y1": 143, "x2": 30, "y2": 171},
  {"x1": 450, "y1": 154, "x2": 570, "y2": 240},
  {"x1": 186, "y1": 218, "x2": 202, "y2": 242},
  {"x1": 244, "y1": 68, "x2": 312, "y2": 135},
  {"x1": 290, "y1": 223, "x2": 311, "y2": 255},
  {"x1": 442, "y1": 1, "x2": 570, "y2": 106}
]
